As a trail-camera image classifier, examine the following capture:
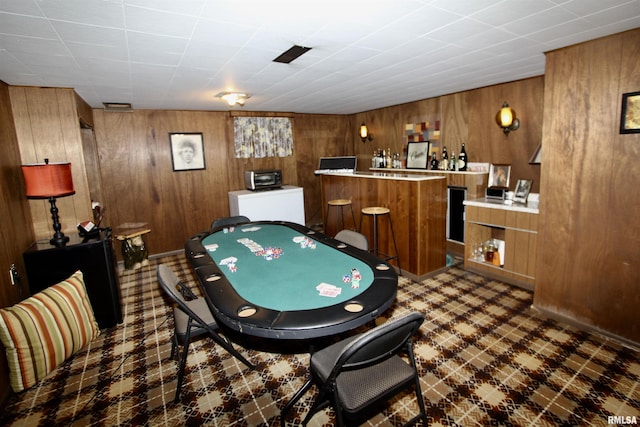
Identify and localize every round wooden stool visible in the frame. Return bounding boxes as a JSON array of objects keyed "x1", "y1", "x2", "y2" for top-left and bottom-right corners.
[
  {"x1": 324, "y1": 199, "x2": 356, "y2": 235},
  {"x1": 359, "y1": 207, "x2": 401, "y2": 274}
]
